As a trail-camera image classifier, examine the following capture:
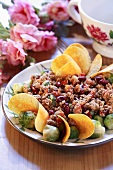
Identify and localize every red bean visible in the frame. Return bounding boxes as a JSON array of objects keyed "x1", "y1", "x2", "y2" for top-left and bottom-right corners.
[
  {"x1": 78, "y1": 75, "x2": 86, "y2": 81},
  {"x1": 31, "y1": 85, "x2": 39, "y2": 94},
  {"x1": 49, "y1": 110, "x2": 54, "y2": 115},
  {"x1": 56, "y1": 79, "x2": 68, "y2": 87},
  {"x1": 63, "y1": 104, "x2": 70, "y2": 116},
  {"x1": 95, "y1": 76, "x2": 102, "y2": 82},
  {"x1": 52, "y1": 91, "x2": 59, "y2": 97},
  {"x1": 99, "y1": 79, "x2": 109, "y2": 85},
  {"x1": 104, "y1": 109, "x2": 109, "y2": 115},
  {"x1": 56, "y1": 81, "x2": 62, "y2": 87},
  {"x1": 56, "y1": 96, "x2": 66, "y2": 102}
]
